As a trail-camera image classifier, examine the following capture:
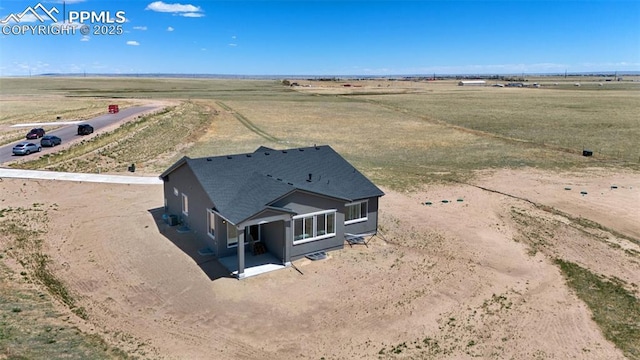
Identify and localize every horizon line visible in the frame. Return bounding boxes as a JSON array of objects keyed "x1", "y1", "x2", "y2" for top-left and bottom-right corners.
[{"x1": 2, "y1": 70, "x2": 639, "y2": 79}]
